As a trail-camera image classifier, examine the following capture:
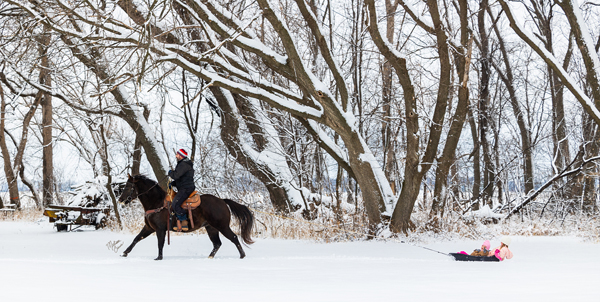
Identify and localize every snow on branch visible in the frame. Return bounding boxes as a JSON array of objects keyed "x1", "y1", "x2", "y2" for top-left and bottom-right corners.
[
  {"x1": 504, "y1": 153, "x2": 600, "y2": 220},
  {"x1": 159, "y1": 52, "x2": 324, "y2": 120},
  {"x1": 11, "y1": 70, "x2": 122, "y2": 117},
  {"x1": 180, "y1": 0, "x2": 289, "y2": 67},
  {"x1": 294, "y1": 0, "x2": 349, "y2": 109},
  {"x1": 499, "y1": 0, "x2": 600, "y2": 125}
]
